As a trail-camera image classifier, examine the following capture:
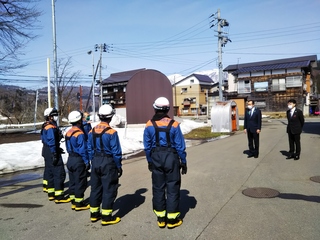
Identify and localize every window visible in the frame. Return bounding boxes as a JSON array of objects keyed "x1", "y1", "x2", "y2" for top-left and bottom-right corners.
[
  {"x1": 113, "y1": 87, "x2": 118, "y2": 92},
  {"x1": 254, "y1": 81, "x2": 268, "y2": 92},
  {"x1": 190, "y1": 79, "x2": 194, "y2": 84},
  {"x1": 287, "y1": 68, "x2": 300, "y2": 73},
  {"x1": 191, "y1": 108, "x2": 198, "y2": 113},
  {"x1": 272, "y1": 69, "x2": 285, "y2": 74},
  {"x1": 286, "y1": 76, "x2": 302, "y2": 87},
  {"x1": 251, "y1": 71, "x2": 264, "y2": 77},
  {"x1": 123, "y1": 86, "x2": 126, "y2": 92},
  {"x1": 182, "y1": 107, "x2": 189, "y2": 113},
  {"x1": 272, "y1": 78, "x2": 286, "y2": 91},
  {"x1": 181, "y1": 87, "x2": 187, "y2": 93},
  {"x1": 255, "y1": 100, "x2": 266, "y2": 108},
  {"x1": 239, "y1": 73, "x2": 250, "y2": 78},
  {"x1": 238, "y1": 80, "x2": 251, "y2": 93}
]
